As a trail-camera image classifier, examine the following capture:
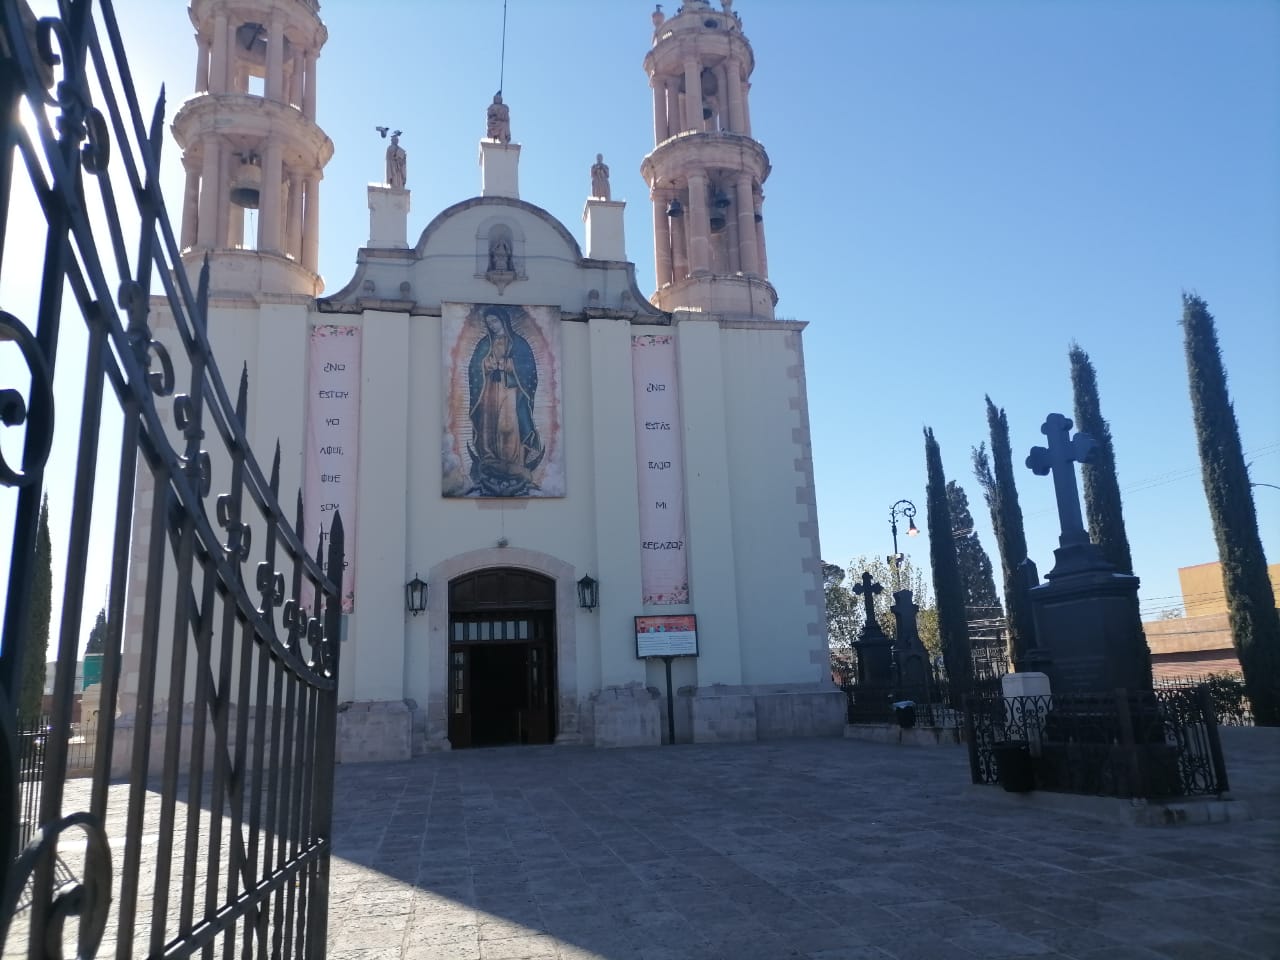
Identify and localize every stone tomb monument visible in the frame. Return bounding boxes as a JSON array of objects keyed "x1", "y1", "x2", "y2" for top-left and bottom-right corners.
[
  {"x1": 889, "y1": 588, "x2": 930, "y2": 694},
  {"x1": 1024, "y1": 412, "x2": 1149, "y2": 694},
  {"x1": 851, "y1": 571, "x2": 893, "y2": 688}
]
